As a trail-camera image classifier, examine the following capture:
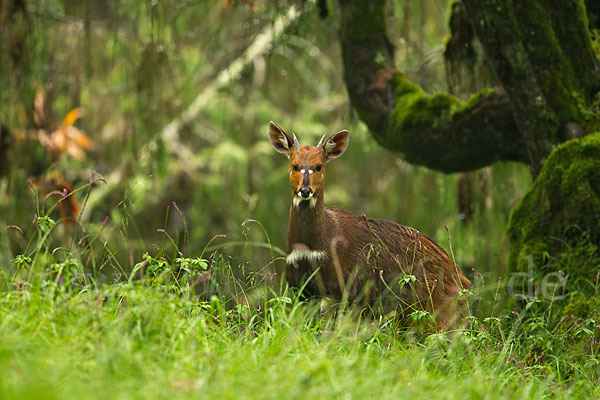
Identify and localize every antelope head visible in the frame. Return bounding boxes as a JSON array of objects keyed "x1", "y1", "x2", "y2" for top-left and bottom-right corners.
[{"x1": 268, "y1": 121, "x2": 349, "y2": 207}]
